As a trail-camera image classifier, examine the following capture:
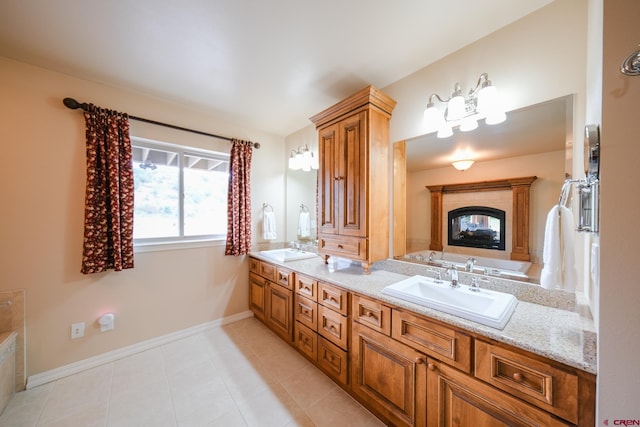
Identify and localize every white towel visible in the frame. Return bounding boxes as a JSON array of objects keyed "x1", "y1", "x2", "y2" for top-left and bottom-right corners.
[
  {"x1": 540, "y1": 205, "x2": 576, "y2": 291},
  {"x1": 297, "y1": 212, "x2": 311, "y2": 238},
  {"x1": 263, "y1": 211, "x2": 277, "y2": 240}
]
